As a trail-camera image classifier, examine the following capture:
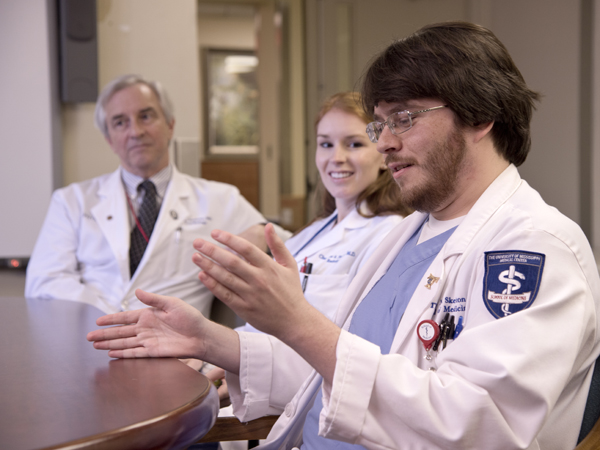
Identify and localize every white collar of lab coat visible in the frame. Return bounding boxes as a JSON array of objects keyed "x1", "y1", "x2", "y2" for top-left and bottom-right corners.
[
  {"x1": 440, "y1": 163, "x2": 522, "y2": 258},
  {"x1": 333, "y1": 164, "x2": 523, "y2": 328},
  {"x1": 290, "y1": 206, "x2": 375, "y2": 260},
  {"x1": 92, "y1": 166, "x2": 195, "y2": 284},
  {"x1": 341, "y1": 202, "x2": 376, "y2": 230}
]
